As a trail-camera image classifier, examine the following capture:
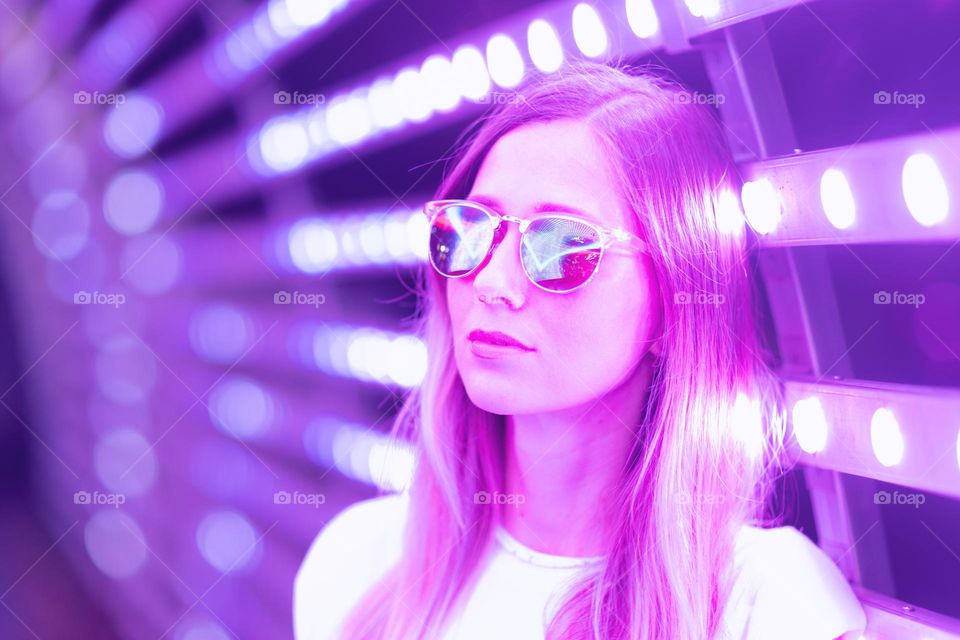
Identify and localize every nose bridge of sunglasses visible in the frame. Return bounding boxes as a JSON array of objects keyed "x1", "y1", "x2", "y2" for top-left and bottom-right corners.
[
  {"x1": 486, "y1": 214, "x2": 521, "y2": 260},
  {"x1": 461, "y1": 215, "x2": 526, "y2": 283},
  {"x1": 498, "y1": 213, "x2": 530, "y2": 231}
]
